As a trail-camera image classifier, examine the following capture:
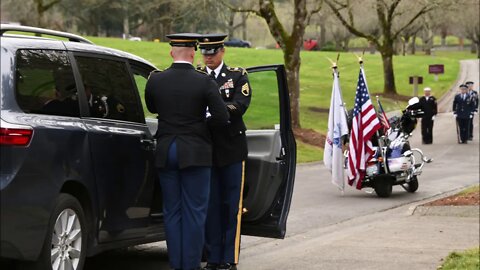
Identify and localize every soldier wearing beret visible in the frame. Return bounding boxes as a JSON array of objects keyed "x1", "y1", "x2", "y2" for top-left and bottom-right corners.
[
  {"x1": 453, "y1": 84, "x2": 474, "y2": 144},
  {"x1": 418, "y1": 87, "x2": 437, "y2": 144},
  {"x1": 199, "y1": 34, "x2": 252, "y2": 270},
  {"x1": 465, "y1": 81, "x2": 478, "y2": 140},
  {"x1": 145, "y1": 33, "x2": 229, "y2": 270}
]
